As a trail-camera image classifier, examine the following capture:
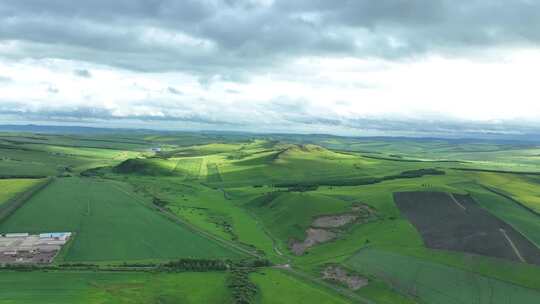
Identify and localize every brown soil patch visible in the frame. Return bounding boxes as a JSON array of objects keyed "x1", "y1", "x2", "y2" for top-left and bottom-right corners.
[
  {"x1": 322, "y1": 265, "x2": 368, "y2": 290},
  {"x1": 289, "y1": 203, "x2": 379, "y2": 256},
  {"x1": 312, "y1": 214, "x2": 358, "y2": 228},
  {"x1": 290, "y1": 228, "x2": 336, "y2": 255},
  {"x1": 351, "y1": 203, "x2": 376, "y2": 216}
]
